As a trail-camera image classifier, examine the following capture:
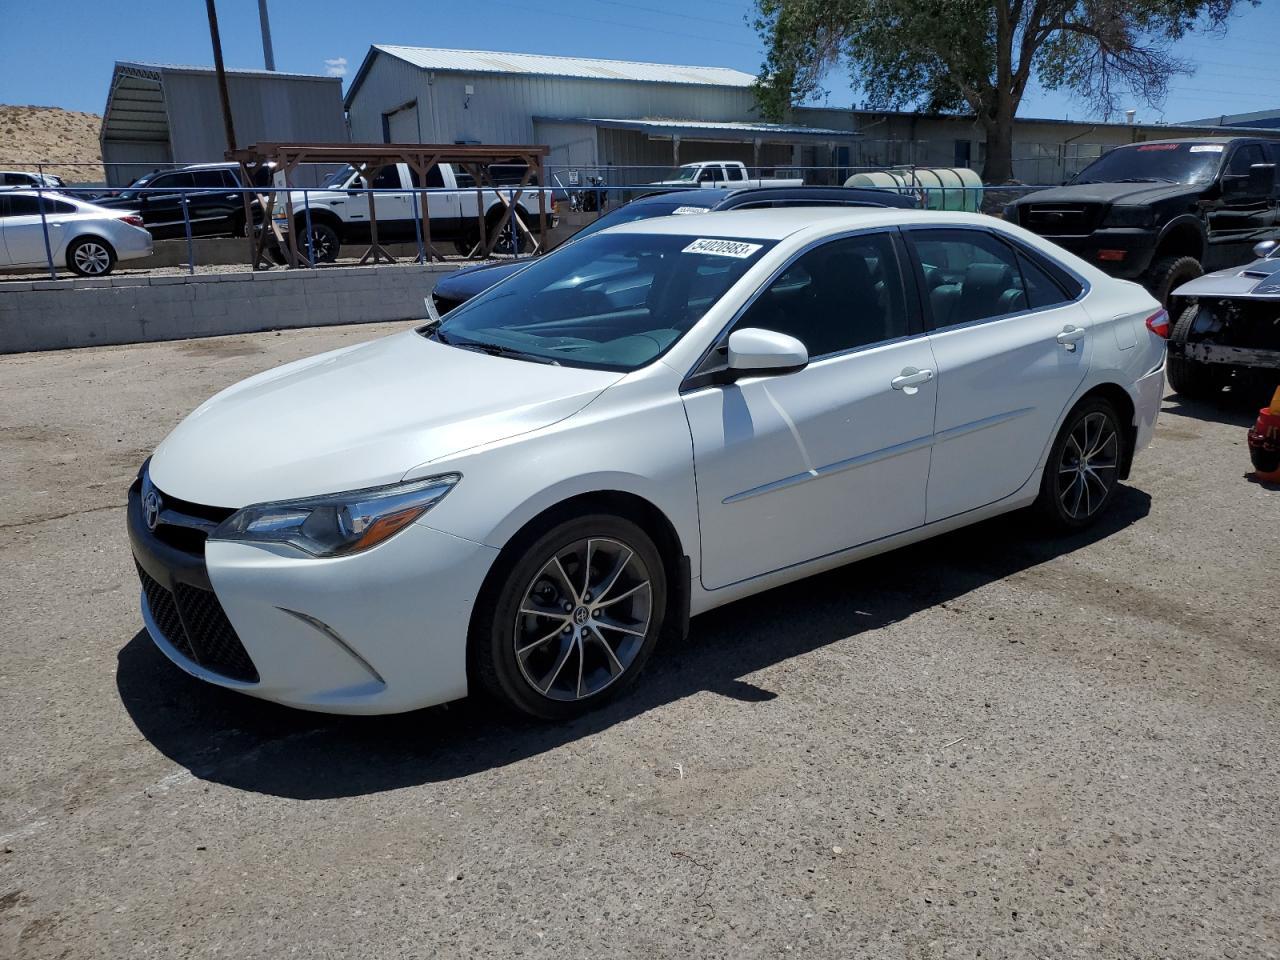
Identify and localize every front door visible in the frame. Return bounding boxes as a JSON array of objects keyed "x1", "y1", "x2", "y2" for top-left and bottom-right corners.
[
  {"x1": 137, "y1": 171, "x2": 192, "y2": 240},
  {"x1": 1207, "y1": 142, "x2": 1277, "y2": 268},
  {"x1": 683, "y1": 231, "x2": 937, "y2": 590},
  {"x1": 0, "y1": 194, "x2": 75, "y2": 265},
  {"x1": 903, "y1": 227, "x2": 1092, "y2": 523}
]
